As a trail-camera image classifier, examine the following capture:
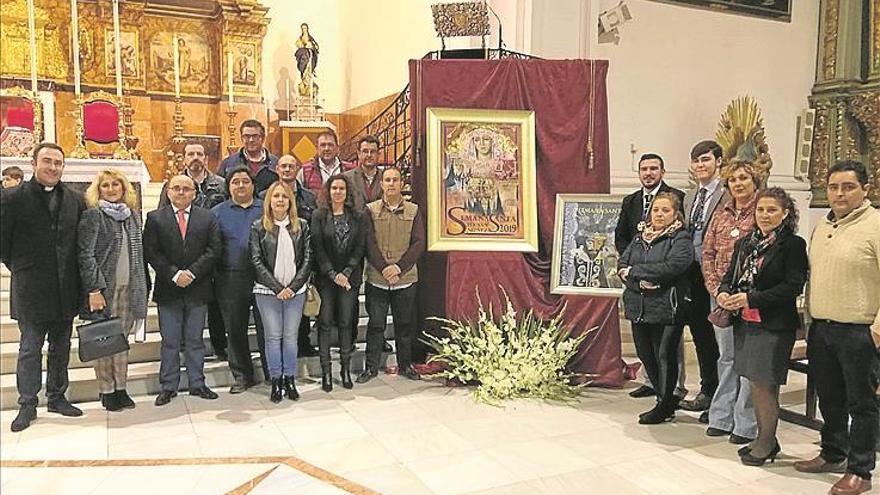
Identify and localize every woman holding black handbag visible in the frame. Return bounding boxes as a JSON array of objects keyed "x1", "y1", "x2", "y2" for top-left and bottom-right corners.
[
  {"x1": 310, "y1": 174, "x2": 365, "y2": 392},
  {"x1": 717, "y1": 187, "x2": 808, "y2": 466},
  {"x1": 78, "y1": 169, "x2": 148, "y2": 412},
  {"x1": 618, "y1": 192, "x2": 694, "y2": 424},
  {"x1": 249, "y1": 181, "x2": 312, "y2": 403}
]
